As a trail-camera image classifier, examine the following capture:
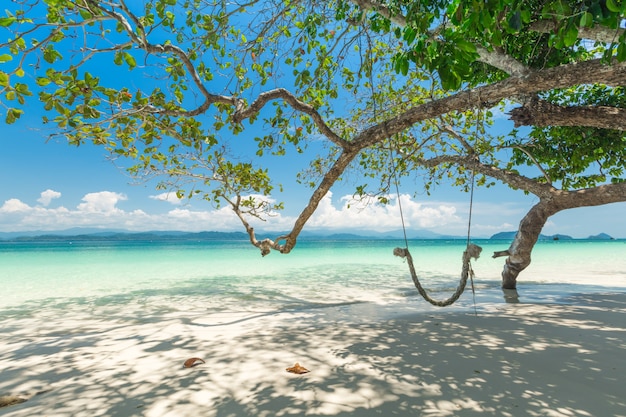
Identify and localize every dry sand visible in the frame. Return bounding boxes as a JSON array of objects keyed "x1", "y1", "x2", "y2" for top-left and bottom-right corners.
[{"x1": 1, "y1": 292, "x2": 625, "y2": 417}]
